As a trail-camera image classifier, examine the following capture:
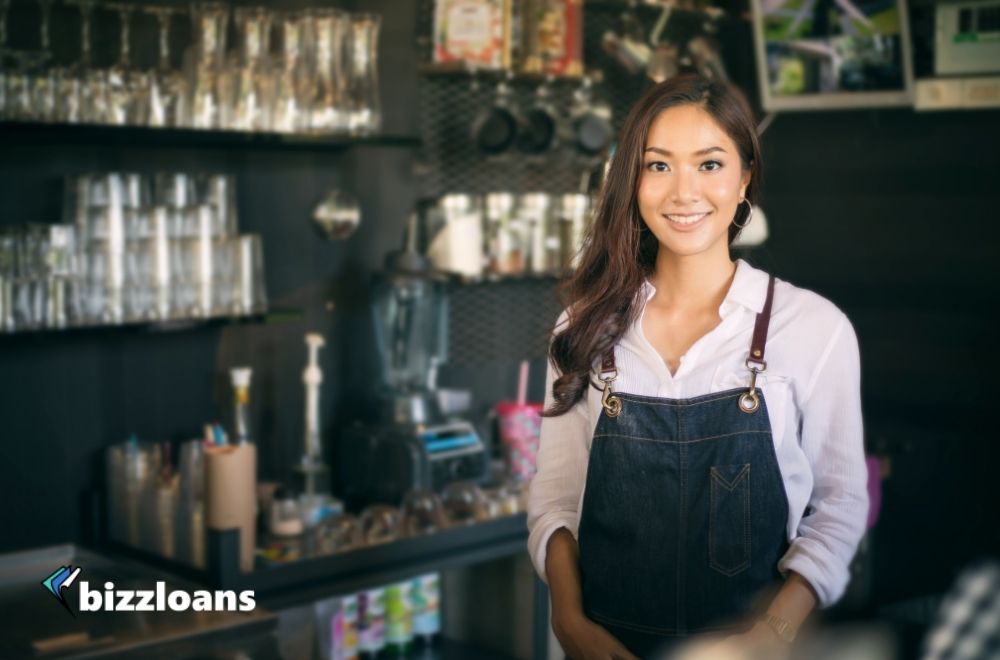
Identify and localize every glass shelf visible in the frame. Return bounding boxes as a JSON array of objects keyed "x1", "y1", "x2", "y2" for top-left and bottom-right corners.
[{"x1": 0, "y1": 121, "x2": 421, "y2": 152}]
